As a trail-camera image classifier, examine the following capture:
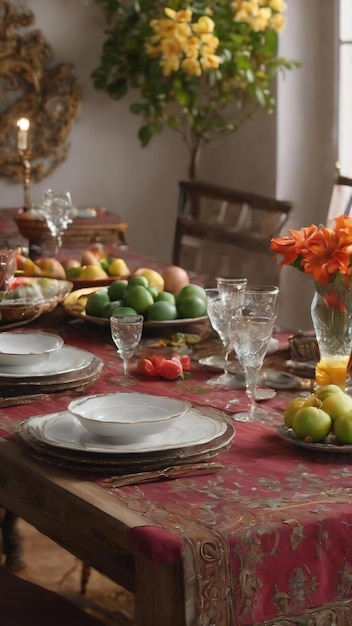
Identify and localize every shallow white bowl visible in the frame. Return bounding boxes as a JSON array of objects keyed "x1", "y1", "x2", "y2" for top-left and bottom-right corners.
[
  {"x1": 0, "y1": 332, "x2": 64, "y2": 366},
  {"x1": 68, "y1": 392, "x2": 191, "y2": 440}
]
